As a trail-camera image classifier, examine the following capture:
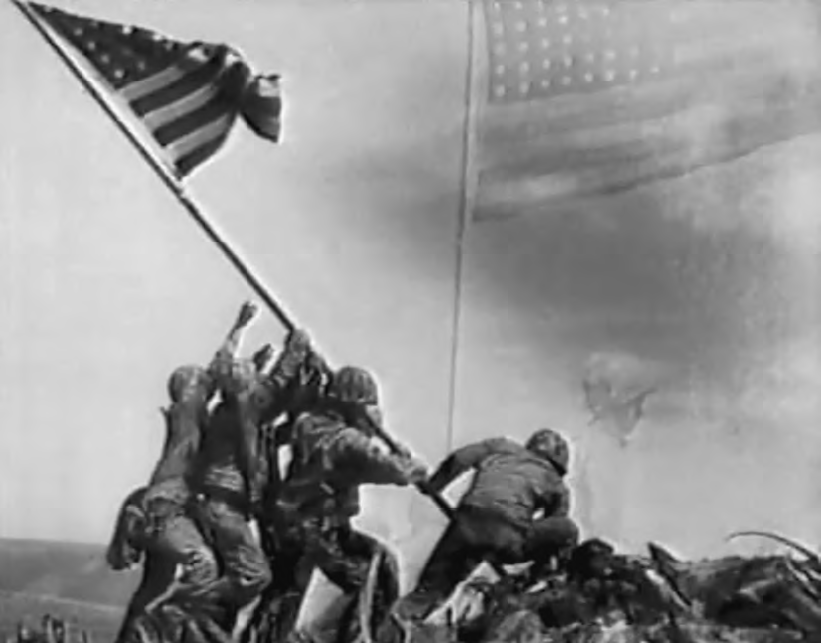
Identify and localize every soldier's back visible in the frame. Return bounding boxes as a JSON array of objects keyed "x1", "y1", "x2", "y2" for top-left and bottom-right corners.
[{"x1": 463, "y1": 446, "x2": 564, "y2": 527}]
